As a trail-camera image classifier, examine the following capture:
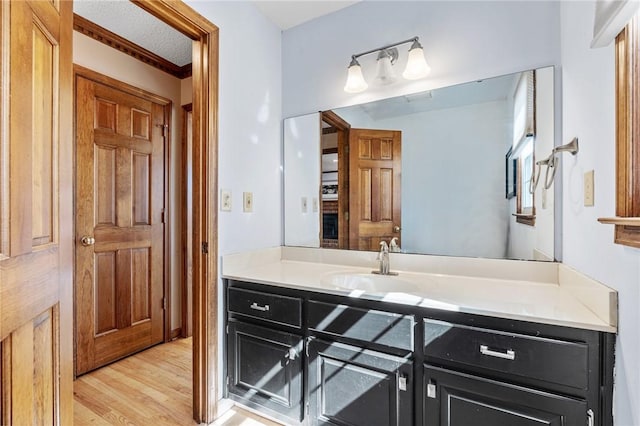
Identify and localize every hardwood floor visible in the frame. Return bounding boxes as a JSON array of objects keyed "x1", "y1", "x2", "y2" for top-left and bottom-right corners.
[{"x1": 74, "y1": 337, "x2": 279, "y2": 425}]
